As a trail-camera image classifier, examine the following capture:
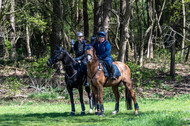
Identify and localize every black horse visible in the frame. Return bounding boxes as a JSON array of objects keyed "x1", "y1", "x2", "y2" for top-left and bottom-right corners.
[{"x1": 47, "y1": 46, "x2": 94, "y2": 115}]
